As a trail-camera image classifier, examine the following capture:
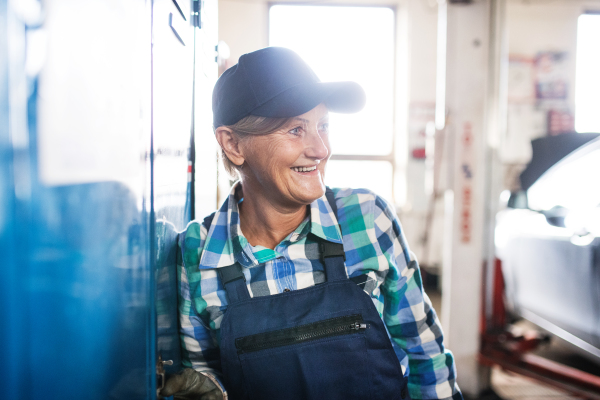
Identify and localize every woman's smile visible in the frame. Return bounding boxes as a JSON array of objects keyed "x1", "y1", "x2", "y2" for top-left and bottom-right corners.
[
  {"x1": 290, "y1": 165, "x2": 318, "y2": 174},
  {"x1": 239, "y1": 103, "x2": 331, "y2": 207}
]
